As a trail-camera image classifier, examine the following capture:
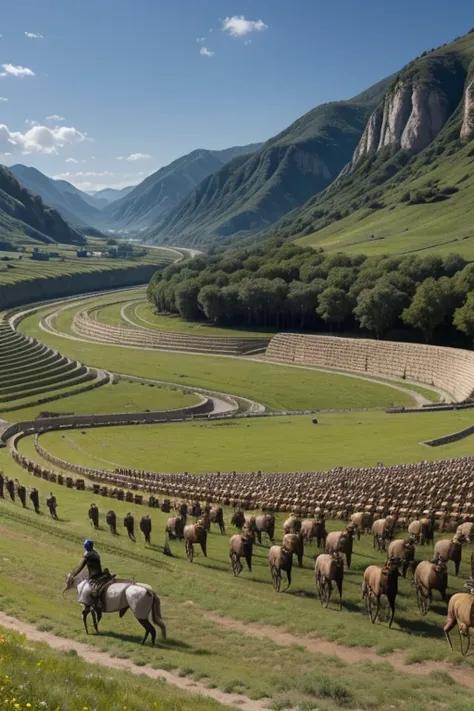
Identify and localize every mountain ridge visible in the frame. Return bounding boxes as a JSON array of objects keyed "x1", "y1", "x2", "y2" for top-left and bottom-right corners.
[
  {"x1": 0, "y1": 166, "x2": 85, "y2": 245},
  {"x1": 274, "y1": 29, "x2": 474, "y2": 256},
  {"x1": 8, "y1": 164, "x2": 101, "y2": 228},
  {"x1": 98, "y1": 142, "x2": 263, "y2": 232},
  {"x1": 148, "y1": 78, "x2": 391, "y2": 248}
]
